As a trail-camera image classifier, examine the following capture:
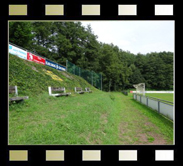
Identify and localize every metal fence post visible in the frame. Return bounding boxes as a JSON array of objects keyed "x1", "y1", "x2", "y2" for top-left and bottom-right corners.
[
  {"x1": 147, "y1": 97, "x2": 148, "y2": 106},
  {"x1": 158, "y1": 100, "x2": 160, "y2": 113},
  {"x1": 66, "y1": 60, "x2": 68, "y2": 72},
  {"x1": 74, "y1": 64, "x2": 75, "y2": 75},
  {"x1": 92, "y1": 71, "x2": 93, "y2": 86},
  {"x1": 101, "y1": 73, "x2": 102, "y2": 91}
]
